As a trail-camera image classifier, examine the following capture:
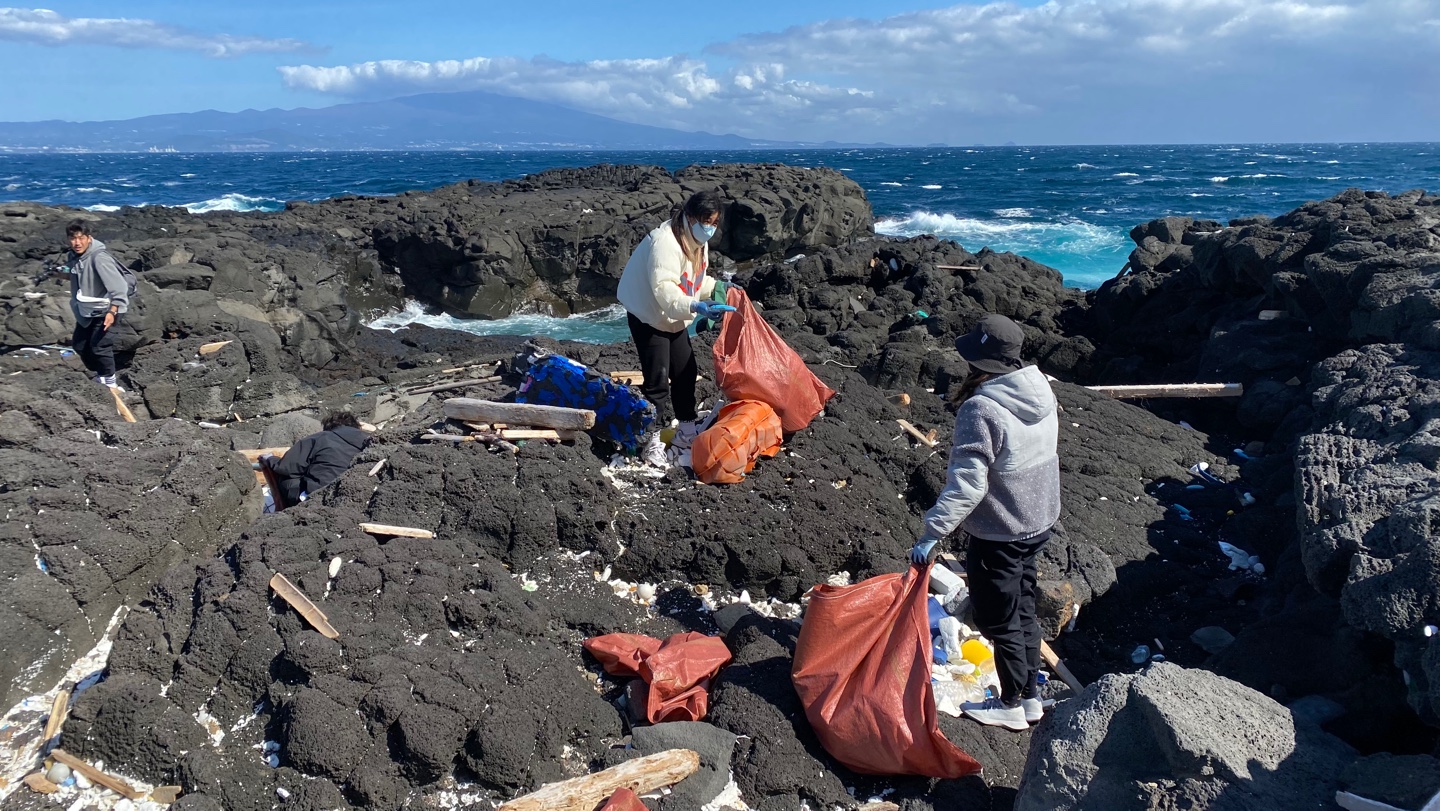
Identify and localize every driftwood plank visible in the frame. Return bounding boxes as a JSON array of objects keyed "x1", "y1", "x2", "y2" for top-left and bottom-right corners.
[
  {"x1": 896, "y1": 419, "x2": 939, "y2": 448},
  {"x1": 407, "y1": 376, "x2": 502, "y2": 395},
  {"x1": 1086, "y1": 383, "x2": 1243, "y2": 399},
  {"x1": 198, "y1": 340, "x2": 232, "y2": 356},
  {"x1": 497, "y1": 749, "x2": 700, "y2": 811},
  {"x1": 444, "y1": 398, "x2": 596, "y2": 431},
  {"x1": 50, "y1": 749, "x2": 146, "y2": 800},
  {"x1": 238, "y1": 447, "x2": 290, "y2": 462},
  {"x1": 268, "y1": 573, "x2": 339, "y2": 639},
  {"x1": 358, "y1": 523, "x2": 435, "y2": 539},
  {"x1": 41, "y1": 685, "x2": 71, "y2": 745},
  {"x1": 1039, "y1": 640, "x2": 1084, "y2": 693},
  {"x1": 109, "y1": 388, "x2": 136, "y2": 423},
  {"x1": 367, "y1": 459, "x2": 387, "y2": 477}
]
